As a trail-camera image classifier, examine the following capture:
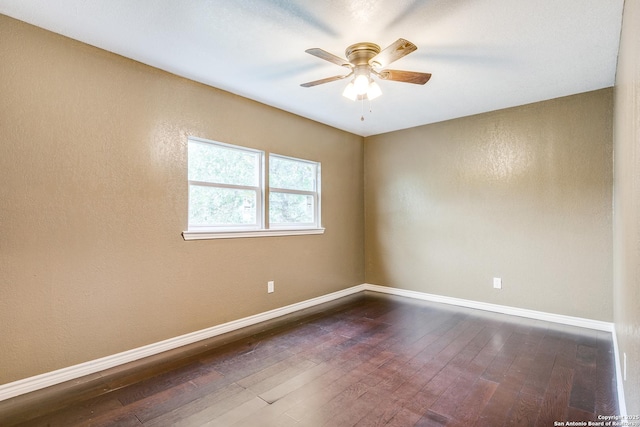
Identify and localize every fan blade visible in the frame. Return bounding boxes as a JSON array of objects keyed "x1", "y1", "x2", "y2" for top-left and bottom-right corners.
[
  {"x1": 378, "y1": 69, "x2": 432, "y2": 85},
  {"x1": 369, "y1": 38, "x2": 417, "y2": 68},
  {"x1": 305, "y1": 48, "x2": 351, "y2": 68},
  {"x1": 300, "y1": 73, "x2": 351, "y2": 87}
]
